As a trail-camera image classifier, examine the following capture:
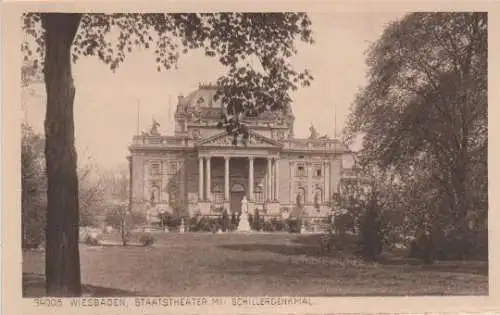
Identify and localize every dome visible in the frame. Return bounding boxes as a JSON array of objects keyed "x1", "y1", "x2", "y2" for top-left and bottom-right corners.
[
  {"x1": 176, "y1": 83, "x2": 295, "y2": 119},
  {"x1": 181, "y1": 83, "x2": 222, "y2": 109}
]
